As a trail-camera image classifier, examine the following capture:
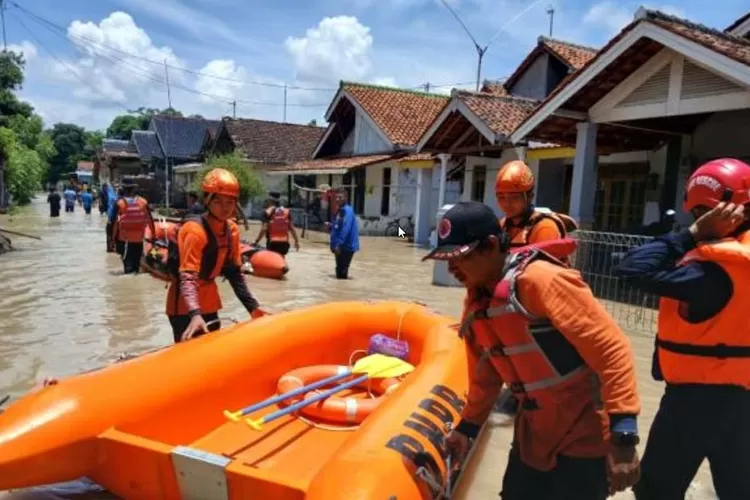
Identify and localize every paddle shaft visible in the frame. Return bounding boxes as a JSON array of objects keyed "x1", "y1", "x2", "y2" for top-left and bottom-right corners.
[
  {"x1": 257, "y1": 373, "x2": 370, "y2": 425},
  {"x1": 238, "y1": 370, "x2": 351, "y2": 416},
  {"x1": 0, "y1": 228, "x2": 41, "y2": 240}
]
